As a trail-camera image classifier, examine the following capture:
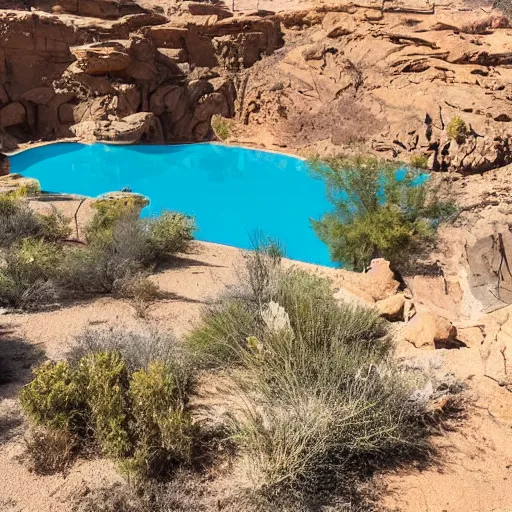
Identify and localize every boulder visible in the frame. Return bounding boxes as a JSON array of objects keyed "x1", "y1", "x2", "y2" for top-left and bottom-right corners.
[
  {"x1": 365, "y1": 258, "x2": 400, "y2": 301},
  {"x1": 376, "y1": 293, "x2": 406, "y2": 321},
  {"x1": 402, "y1": 310, "x2": 458, "y2": 349},
  {"x1": 70, "y1": 112, "x2": 164, "y2": 144},
  {"x1": 70, "y1": 43, "x2": 132, "y2": 76},
  {"x1": 261, "y1": 301, "x2": 292, "y2": 334},
  {"x1": 0, "y1": 102, "x2": 26, "y2": 127}
]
